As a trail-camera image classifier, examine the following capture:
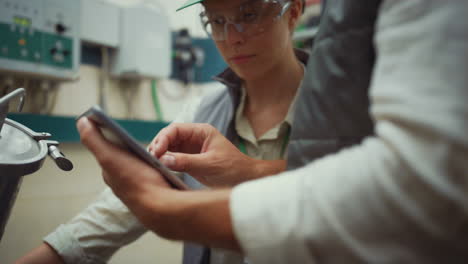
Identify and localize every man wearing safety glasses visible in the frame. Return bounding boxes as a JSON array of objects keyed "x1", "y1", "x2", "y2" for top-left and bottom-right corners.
[
  {"x1": 19, "y1": 0, "x2": 468, "y2": 263},
  {"x1": 199, "y1": 0, "x2": 297, "y2": 42}
]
